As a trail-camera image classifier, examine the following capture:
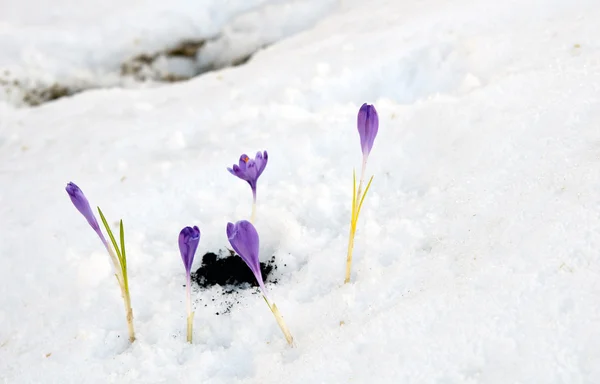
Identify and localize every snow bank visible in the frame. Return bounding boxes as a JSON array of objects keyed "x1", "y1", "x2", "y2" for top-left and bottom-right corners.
[{"x1": 0, "y1": 0, "x2": 337, "y2": 106}]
